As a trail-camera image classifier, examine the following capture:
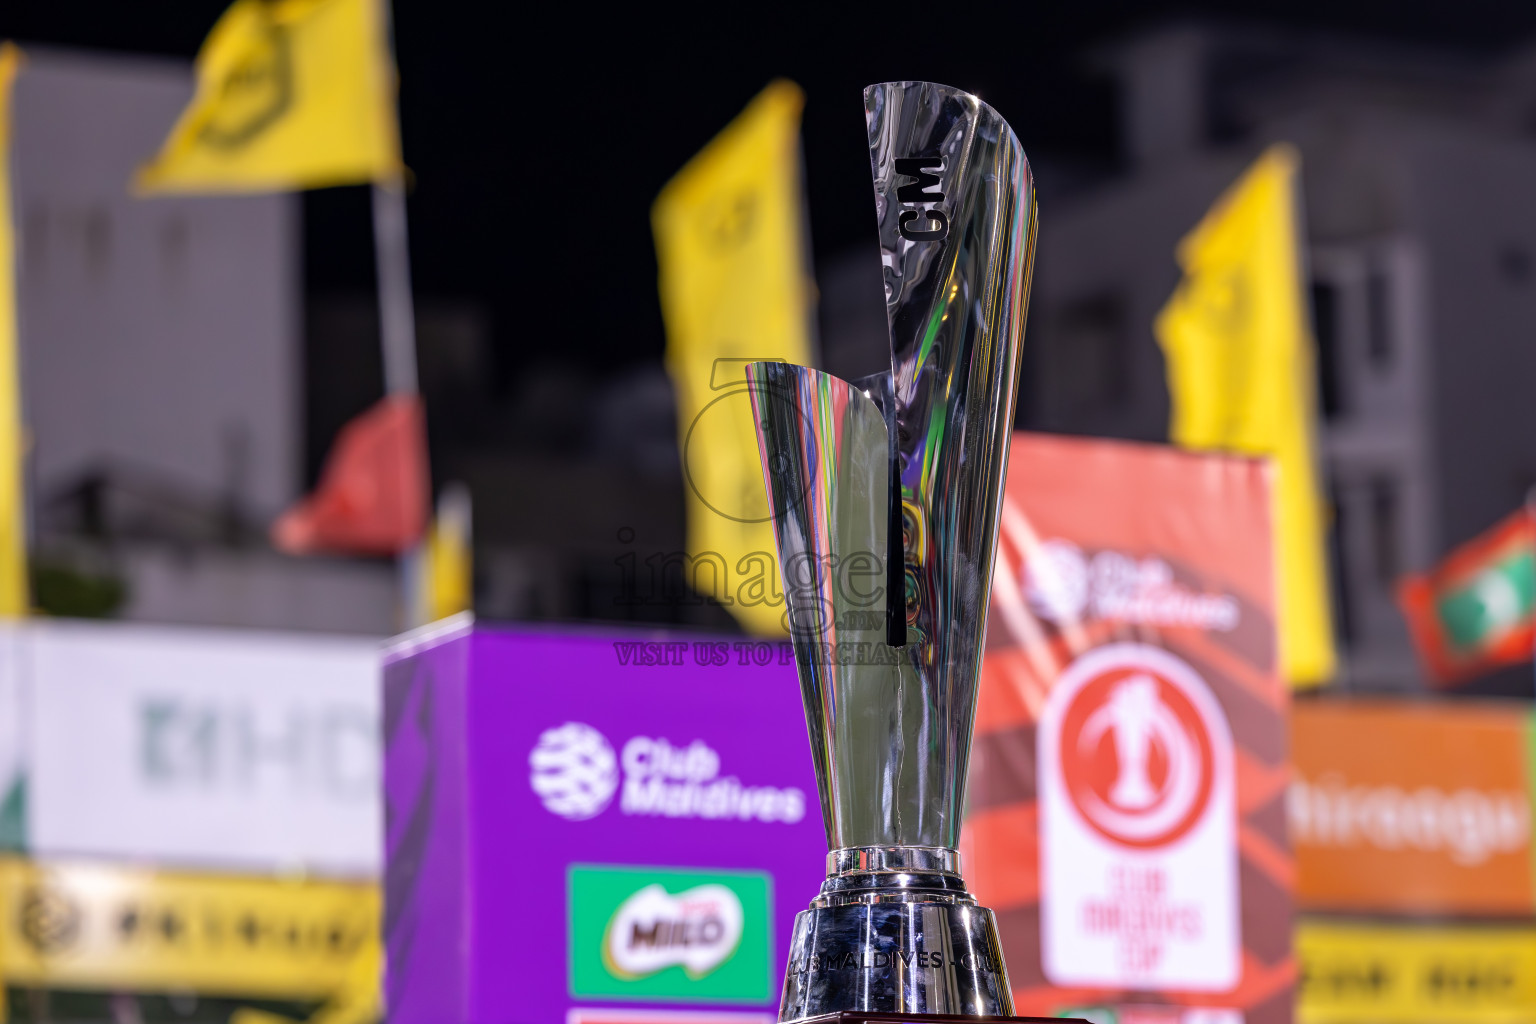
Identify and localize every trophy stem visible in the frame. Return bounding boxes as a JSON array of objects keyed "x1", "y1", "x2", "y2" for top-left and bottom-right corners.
[{"x1": 816, "y1": 845, "x2": 969, "y2": 903}]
